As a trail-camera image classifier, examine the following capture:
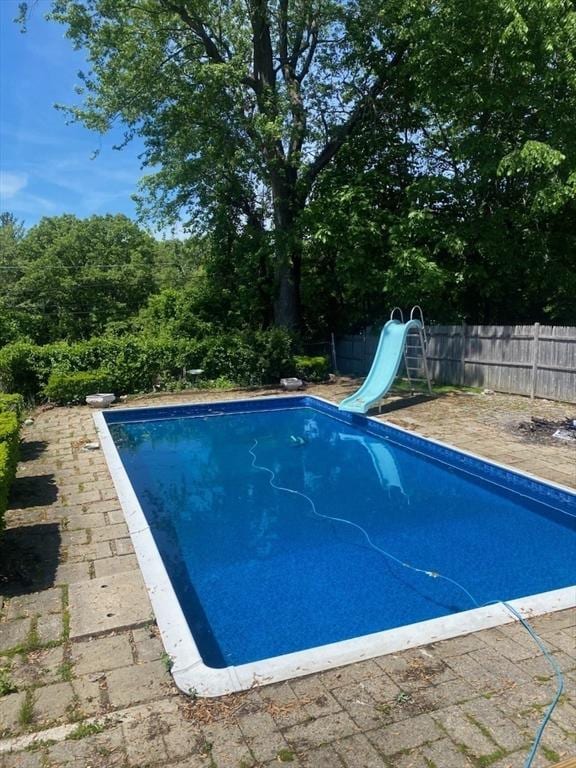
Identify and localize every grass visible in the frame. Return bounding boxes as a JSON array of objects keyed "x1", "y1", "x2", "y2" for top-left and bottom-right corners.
[
  {"x1": 23, "y1": 620, "x2": 42, "y2": 653},
  {"x1": 24, "y1": 738, "x2": 56, "y2": 751},
  {"x1": 475, "y1": 752, "x2": 506, "y2": 767},
  {"x1": 390, "y1": 379, "x2": 482, "y2": 396},
  {"x1": 58, "y1": 661, "x2": 74, "y2": 682},
  {"x1": 540, "y1": 746, "x2": 560, "y2": 763},
  {"x1": 0, "y1": 667, "x2": 17, "y2": 697},
  {"x1": 18, "y1": 690, "x2": 35, "y2": 727},
  {"x1": 277, "y1": 748, "x2": 295, "y2": 763},
  {"x1": 67, "y1": 721, "x2": 105, "y2": 740},
  {"x1": 61, "y1": 585, "x2": 70, "y2": 642}
]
